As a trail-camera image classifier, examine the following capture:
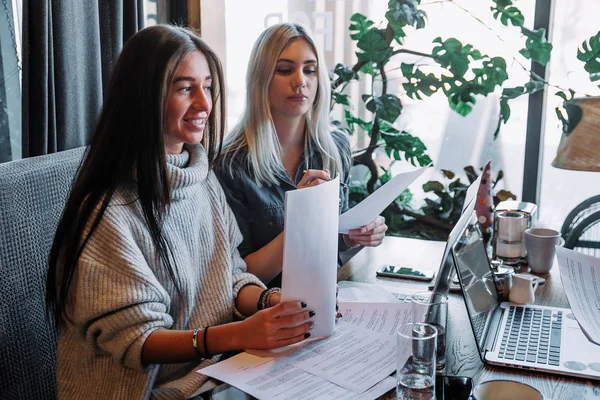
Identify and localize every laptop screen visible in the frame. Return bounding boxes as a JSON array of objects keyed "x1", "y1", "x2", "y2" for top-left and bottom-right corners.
[{"x1": 451, "y1": 211, "x2": 500, "y2": 355}]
